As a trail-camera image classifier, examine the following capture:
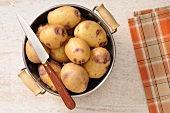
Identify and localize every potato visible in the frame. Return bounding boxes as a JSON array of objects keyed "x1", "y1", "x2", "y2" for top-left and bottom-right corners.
[
  {"x1": 47, "y1": 6, "x2": 81, "y2": 29},
  {"x1": 38, "y1": 60, "x2": 61, "y2": 91},
  {"x1": 65, "y1": 38, "x2": 90, "y2": 64},
  {"x1": 74, "y1": 20, "x2": 108, "y2": 48},
  {"x1": 36, "y1": 23, "x2": 49, "y2": 36},
  {"x1": 50, "y1": 36, "x2": 72, "y2": 63},
  {"x1": 39, "y1": 24, "x2": 68, "y2": 49},
  {"x1": 60, "y1": 63, "x2": 89, "y2": 93},
  {"x1": 25, "y1": 40, "x2": 50, "y2": 63},
  {"x1": 82, "y1": 47, "x2": 111, "y2": 78}
]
